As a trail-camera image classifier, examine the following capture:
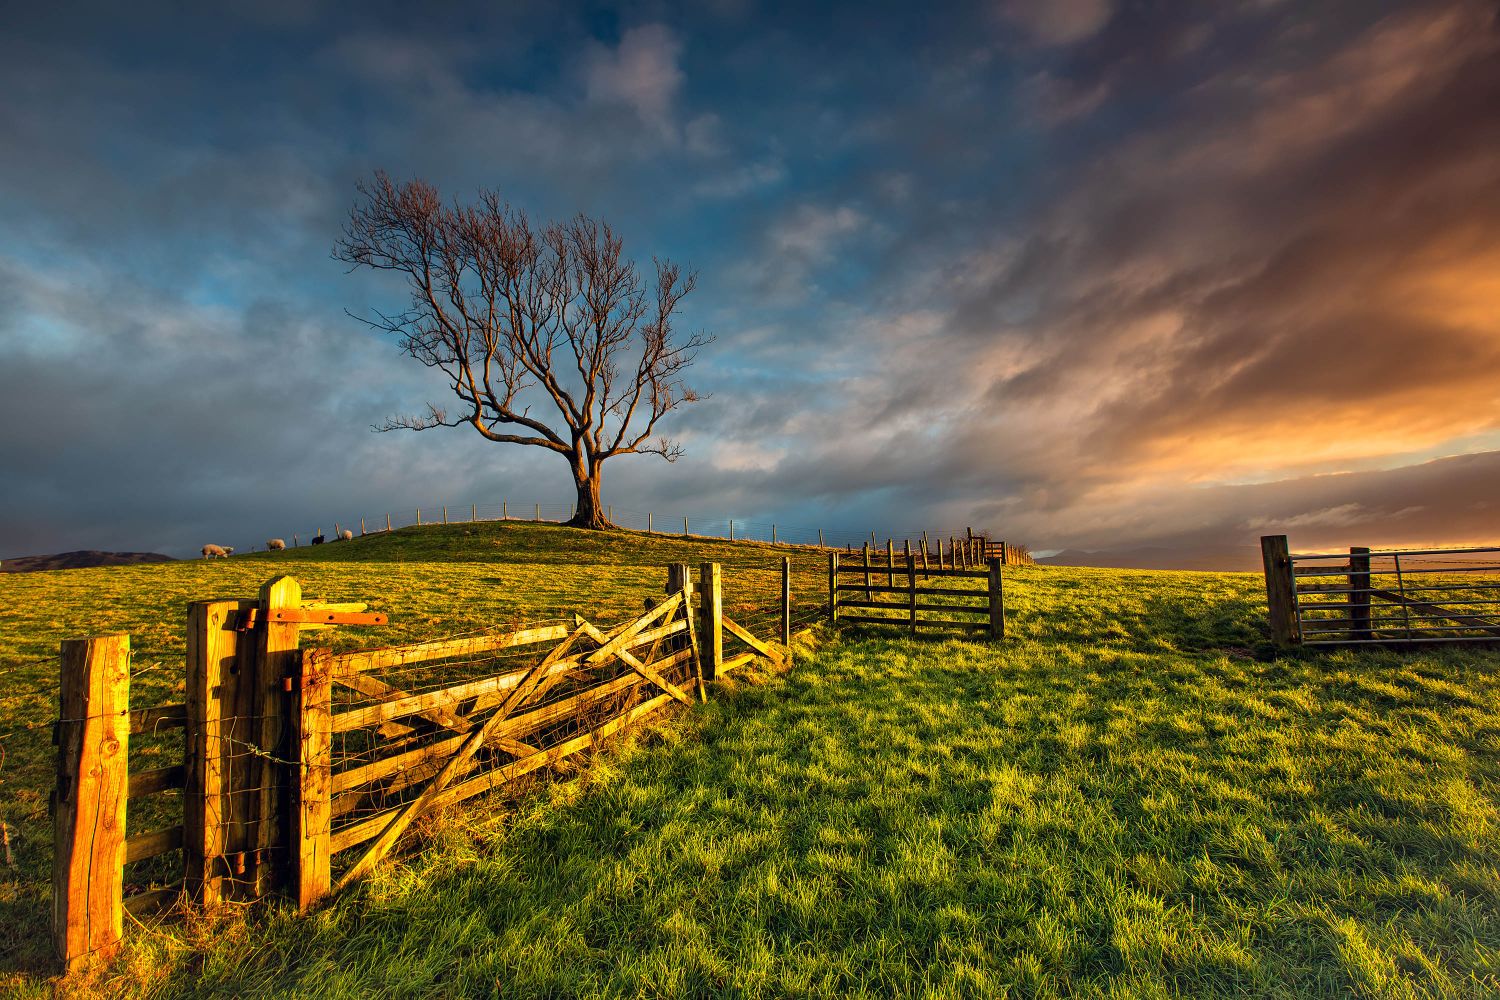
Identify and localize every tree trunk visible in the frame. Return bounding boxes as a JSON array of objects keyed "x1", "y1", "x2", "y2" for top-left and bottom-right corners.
[{"x1": 568, "y1": 460, "x2": 610, "y2": 529}]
